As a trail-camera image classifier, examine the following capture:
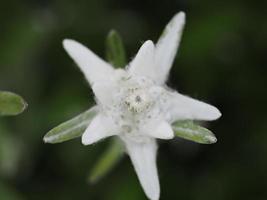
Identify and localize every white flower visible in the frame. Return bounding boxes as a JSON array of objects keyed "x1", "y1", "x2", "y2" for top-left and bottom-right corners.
[{"x1": 62, "y1": 12, "x2": 221, "y2": 200}]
